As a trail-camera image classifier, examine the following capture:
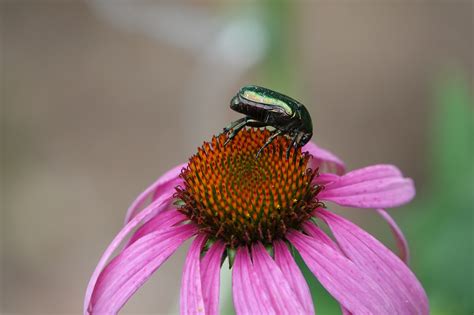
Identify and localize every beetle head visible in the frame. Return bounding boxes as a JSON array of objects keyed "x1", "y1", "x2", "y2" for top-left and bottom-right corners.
[
  {"x1": 298, "y1": 132, "x2": 312, "y2": 147},
  {"x1": 230, "y1": 95, "x2": 240, "y2": 110}
]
